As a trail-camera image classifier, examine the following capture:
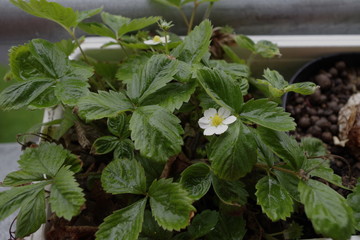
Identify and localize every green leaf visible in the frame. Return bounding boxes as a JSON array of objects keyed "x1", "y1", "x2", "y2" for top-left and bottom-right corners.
[
  {"x1": 255, "y1": 176, "x2": 293, "y2": 221},
  {"x1": 136, "y1": 156, "x2": 164, "y2": 189},
  {"x1": 254, "y1": 133, "x2": 278, "y2": 166},
  {"x1": 274, "y1": 169, "x2": 300, "y2": 202},
  {"x1": 254, "y1": 40, "x2": 281, "y2": 58},
  {"x1": 78, "y1": 22, "x2": 116, "y2": 38},
  {"x1": 18, "y1": 142, "x2": 72, "y2": 177},
  {"x1": 0, "y1": 181, "x2": 48, "y2": 221},
  {"x1": 77, "y1": 7, "x2": 103, "y2": 23},
  {"x1": 55, "y1": 78, "x2": 90, "y2": 106},
  {"x1": 3, "y1": 170, "x2": 43, "y2": 186},
  {"x1": 209, "y1": 121, "x2": 257, "y2": 180},
  {"x1": 107, "y1": 113, "x2": 130, "y2": 138},
  {"x1": 96, "y1": 198, "x2": 147, "y2": 240},
  {"x1": 15, "y1": 189, "x2": 46, "y2": 238},
  {"x1": 285, "y1": 82, "x2": 319, "y2": 95},
  {"x1": 211, "y1": 173, "x2": 248, "y2": 206},
  {"x1": 152, "y1": 0, "x2": 182, "y2": 7},
  {"x1": 141, "y1": 81, "x2": 197, "y2": 112},
  {"x1": 283, "y1": 222, "x2": 303, "y2": 240},
  {"x1": 113, "y1": 139, "x2": 135, "y2": 159},
  {"x1": 29, "y1": 39, "x2": 68, "y2": 78},
  {"x1": 78, "y1": 90, "x2": 134, "y2": 120},
  {"x1": 180, "y1": 162, "x2": 212, "y2": 200},
  {"x1": 54, "y1": 39, "x2": 78, "y2": 56},
  {"x1": 240, "y1": 99, "x2": 295, "y2": 131},
  {"x1": 262, "y1": 68, "x2": 288, "y2": 89},
  {"x1": 149, "y1": 178, "x2": 195, "y2": 231},
  {"x1": 221, "y1": 44, "x2": 245, "y2": 64},
  {"x1": 0, "y1": 78, "x2": 54, "y2": 110},
  {"x1": 171, "y1": 20, "x2": 212, "y2": 63},
  {"x1": 127, "y1": 54, "x2": 178, "y2": 103},
  {"x1": 101, "y1": 158, "x2": 147, "y2": 195},
  {"x1": 49, "y1": 166, "x2": 85, "y2": 220},
  {"x1": 301, "y1": 137, "x2": 328, "y2": 157},
  {"x1": 116, "y1": 53, "x2": 151, "y2": 84},
  {"x1": 257, "y1": 126, "x2": 306, "y2": 170},
  {"x1": 101, "y1": 12, "x2": 129, "y2": 35},
  {"x1": 299, "y1": 179, "x2": 354, "y2": 240},
  {"x1": 209, "y1": 60, "x2": 249, "y2": 79},
  {"x1": 205, "y1": 212, "x2": 246, "y2": 240},
  {"x1": 140, "y1": 210, "x2": 173, "y2": 240},
  {"x1": 234, "y1": 35, "x2": 255, "y2": 52},
  {"x1": 197, "y1": 67, "x2": 243, "y2": 113},
  {"x1": 347, "y1": 182, "x2": 360, "y2": 231},
  {"x1": 117, "y1": 16, "x2": 161, "y2": 37},
  {"x1": 10, "y1": 0, "x2": 78, "y2": 29},
  {"x1": 130, "y1": 105, "x2": 183, "y2": 162},
  {"x1": 188, "y1": 210, "x2": 219, "y2": 239},
  {"x1": 29, "y1": 86, "x2": 59, "y2": 108},
  {"x1": 92, "y1": 136, "x2": 120, "y2": 154}
]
